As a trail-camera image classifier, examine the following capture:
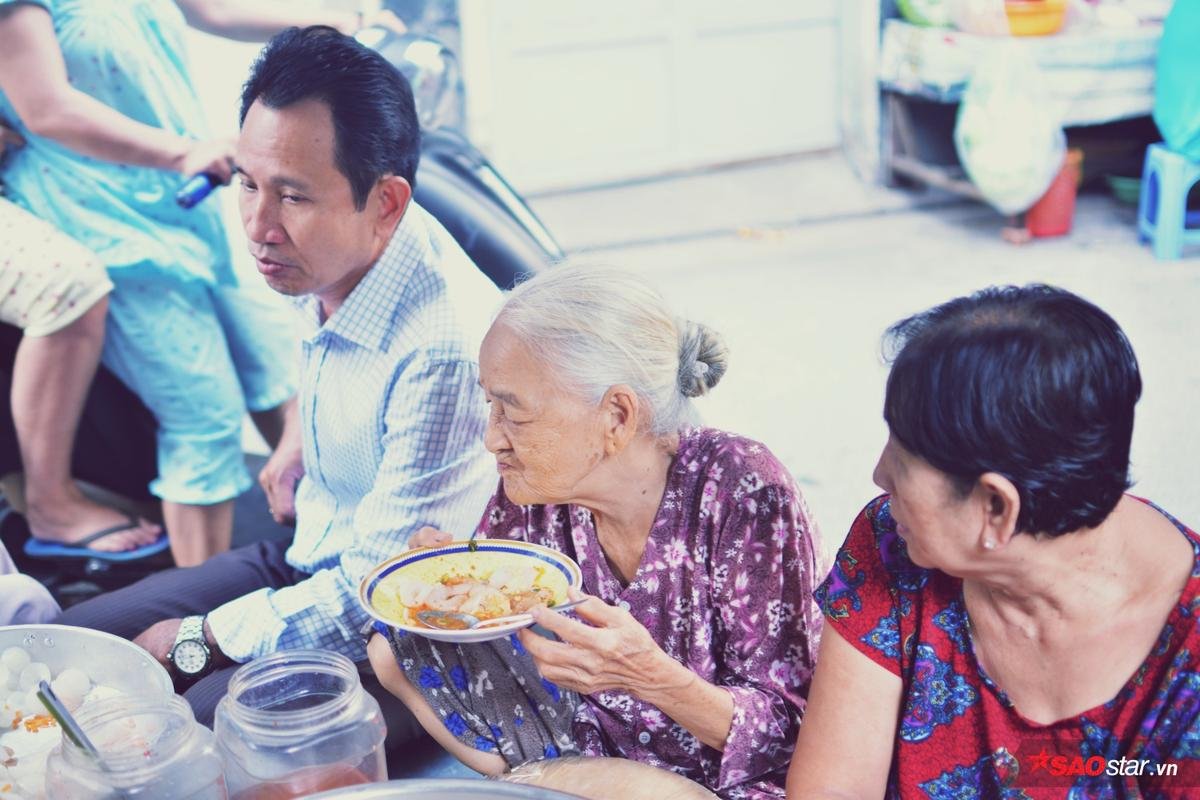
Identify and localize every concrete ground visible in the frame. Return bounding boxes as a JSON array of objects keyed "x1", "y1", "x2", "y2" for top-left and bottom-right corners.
[{"x1": 527, "y1": 152, "x2": 1200, "y2": 562}]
